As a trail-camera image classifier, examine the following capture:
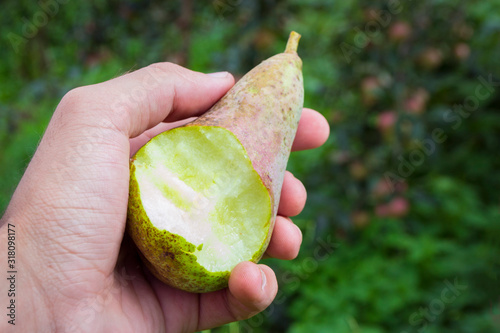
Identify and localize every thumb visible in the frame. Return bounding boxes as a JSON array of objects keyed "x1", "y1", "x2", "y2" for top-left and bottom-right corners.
[{"x1": 72, "y1": 62, "x2": 234, "y2": 138}]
